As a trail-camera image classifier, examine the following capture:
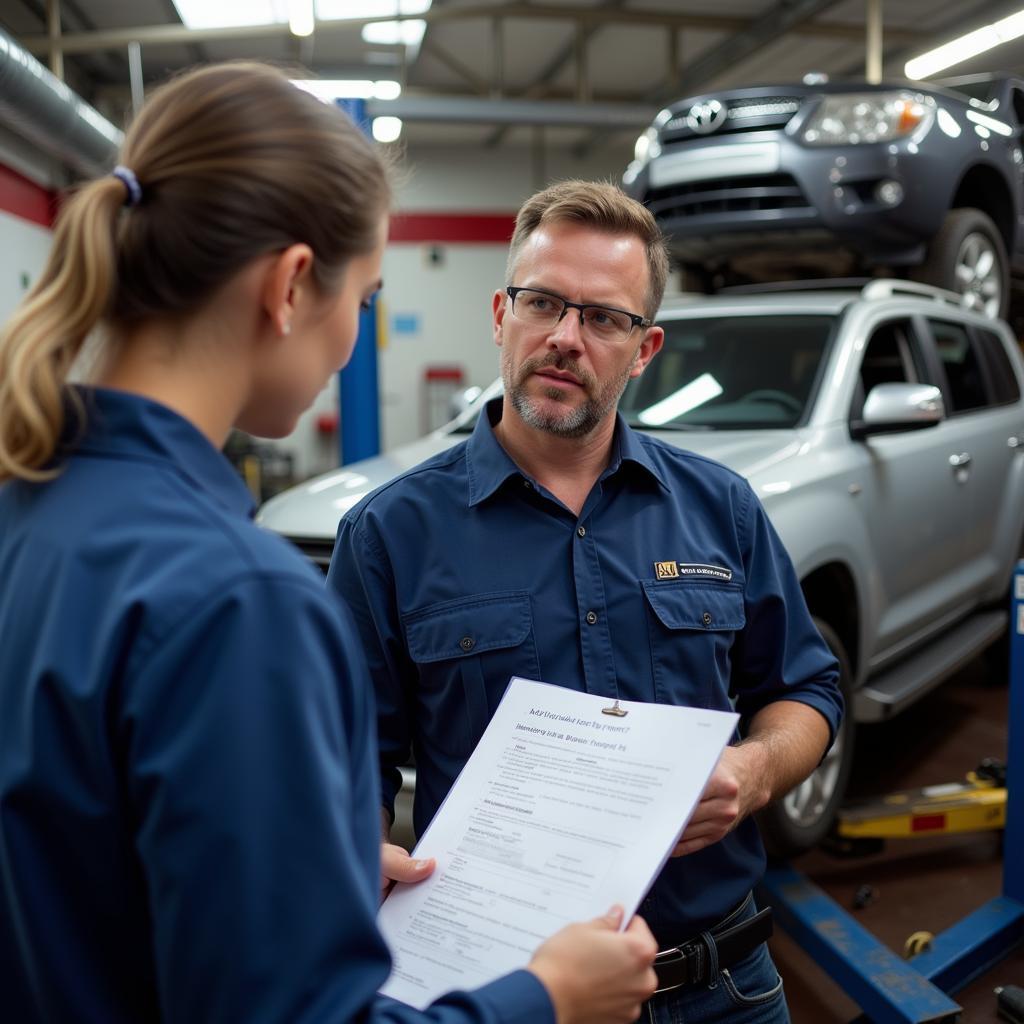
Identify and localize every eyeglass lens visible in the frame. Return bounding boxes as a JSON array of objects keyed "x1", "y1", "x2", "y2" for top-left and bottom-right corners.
[{"x1": 512, "y1": 289, "x2": 634, "y2": 342}]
